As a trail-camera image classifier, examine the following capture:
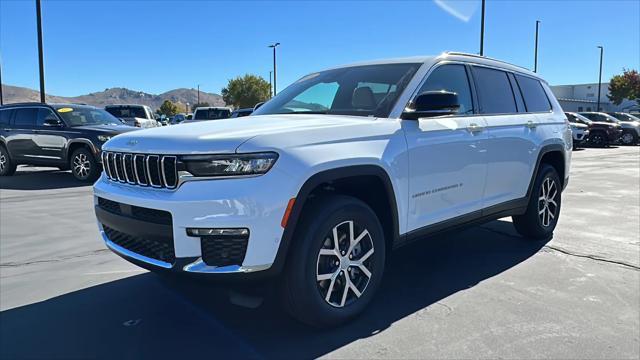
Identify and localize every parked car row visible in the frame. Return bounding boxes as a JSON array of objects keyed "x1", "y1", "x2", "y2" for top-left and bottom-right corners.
[{"x1": 566, "y1": 111, "x2": 640, "y2": 148}]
